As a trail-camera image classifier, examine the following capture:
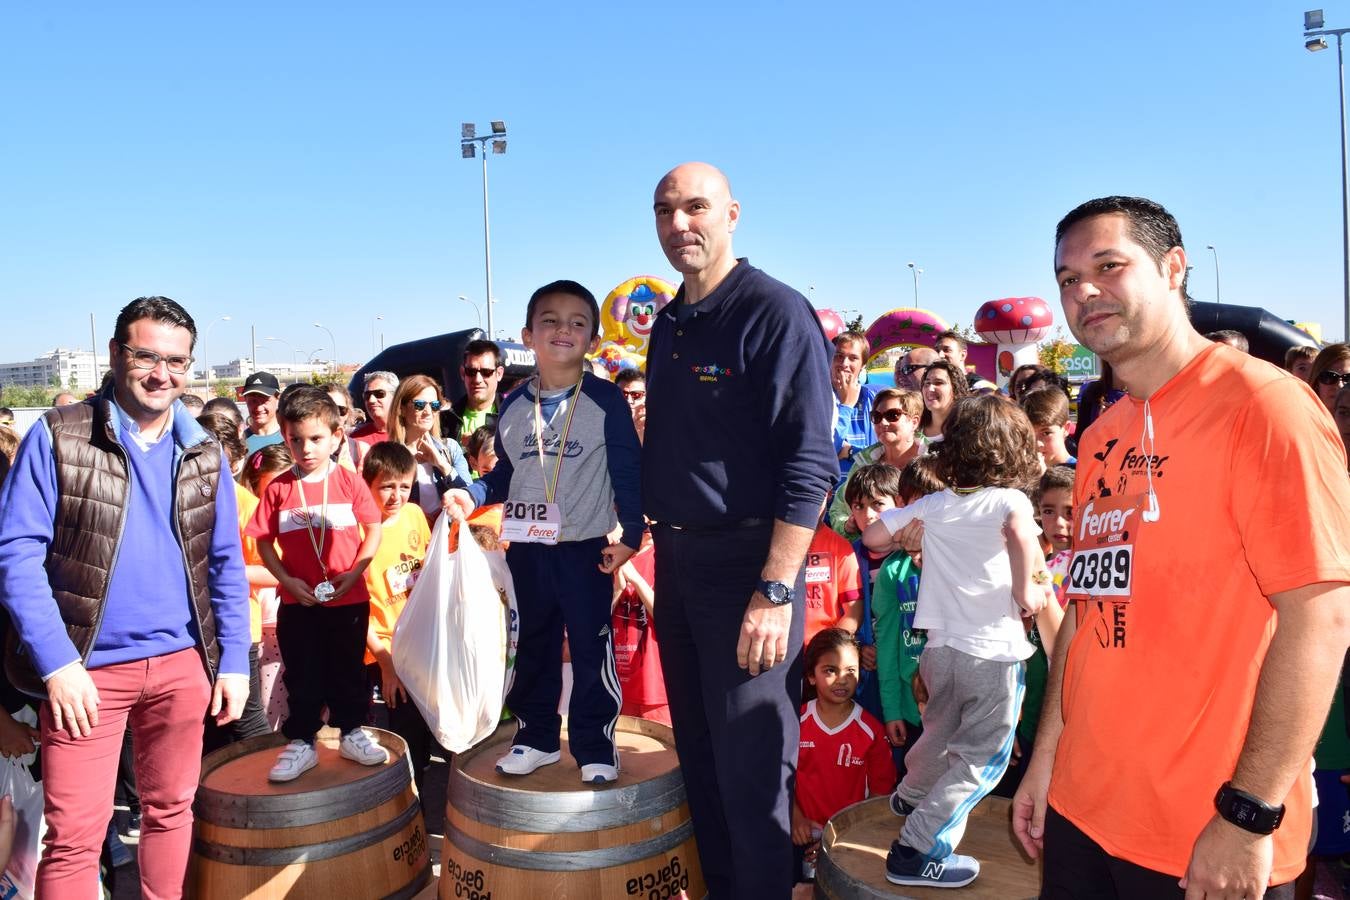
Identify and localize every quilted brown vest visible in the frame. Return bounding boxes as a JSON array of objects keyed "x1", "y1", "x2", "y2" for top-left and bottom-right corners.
[{"x1": 4, "y1": 398, "x2": 224, "y2": 697}]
